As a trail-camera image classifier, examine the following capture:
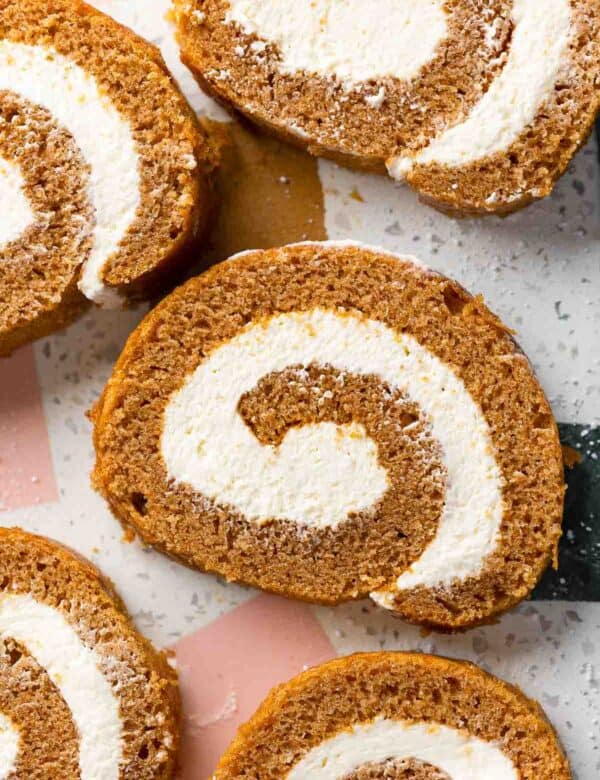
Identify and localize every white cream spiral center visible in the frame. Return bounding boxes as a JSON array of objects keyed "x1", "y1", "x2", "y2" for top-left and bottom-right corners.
[
  {"x1": 162, "y1": 307, "x2": 504, "y2": 590},
  {"x1": 0, "y1": 156, "x2": 34, "y2": 249}
]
